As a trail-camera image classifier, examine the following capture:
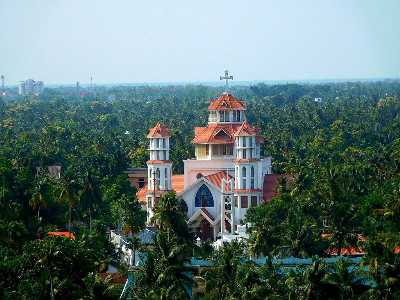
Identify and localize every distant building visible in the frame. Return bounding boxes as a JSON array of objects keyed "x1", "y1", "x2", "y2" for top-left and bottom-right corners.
[
  {"x1": 126, "y1": 168, "x2": 147, "y2": 189},
  {"x1": 19, "y1": 79, "x2": 44, "y2": 96},
  {"x1": 1, "y1": 75, "x2": 5, "y2": 96}
]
